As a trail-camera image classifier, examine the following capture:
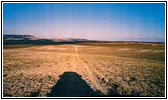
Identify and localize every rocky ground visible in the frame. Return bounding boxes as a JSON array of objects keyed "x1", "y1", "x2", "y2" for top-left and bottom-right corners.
[{"x1": 3, "y1": 43, "x2": 165, "y2": 97}]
